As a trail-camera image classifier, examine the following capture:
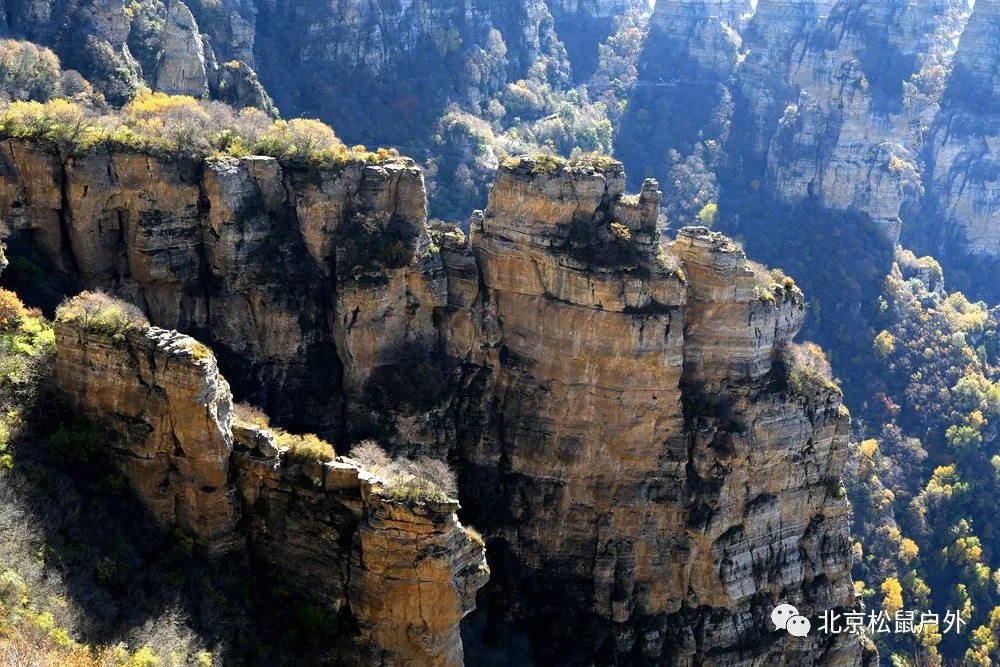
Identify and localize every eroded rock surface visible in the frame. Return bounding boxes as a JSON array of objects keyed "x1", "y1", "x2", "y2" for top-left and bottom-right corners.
[
  {"x1": 454, "y1": 157, "x2": 862, "y2": 665},
  {"x1": 53, "y1": 314, "x2": 488, "y2": 667},
  {"x1": 13, "y1": 146, "x2": 862, "y2": 665}
]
